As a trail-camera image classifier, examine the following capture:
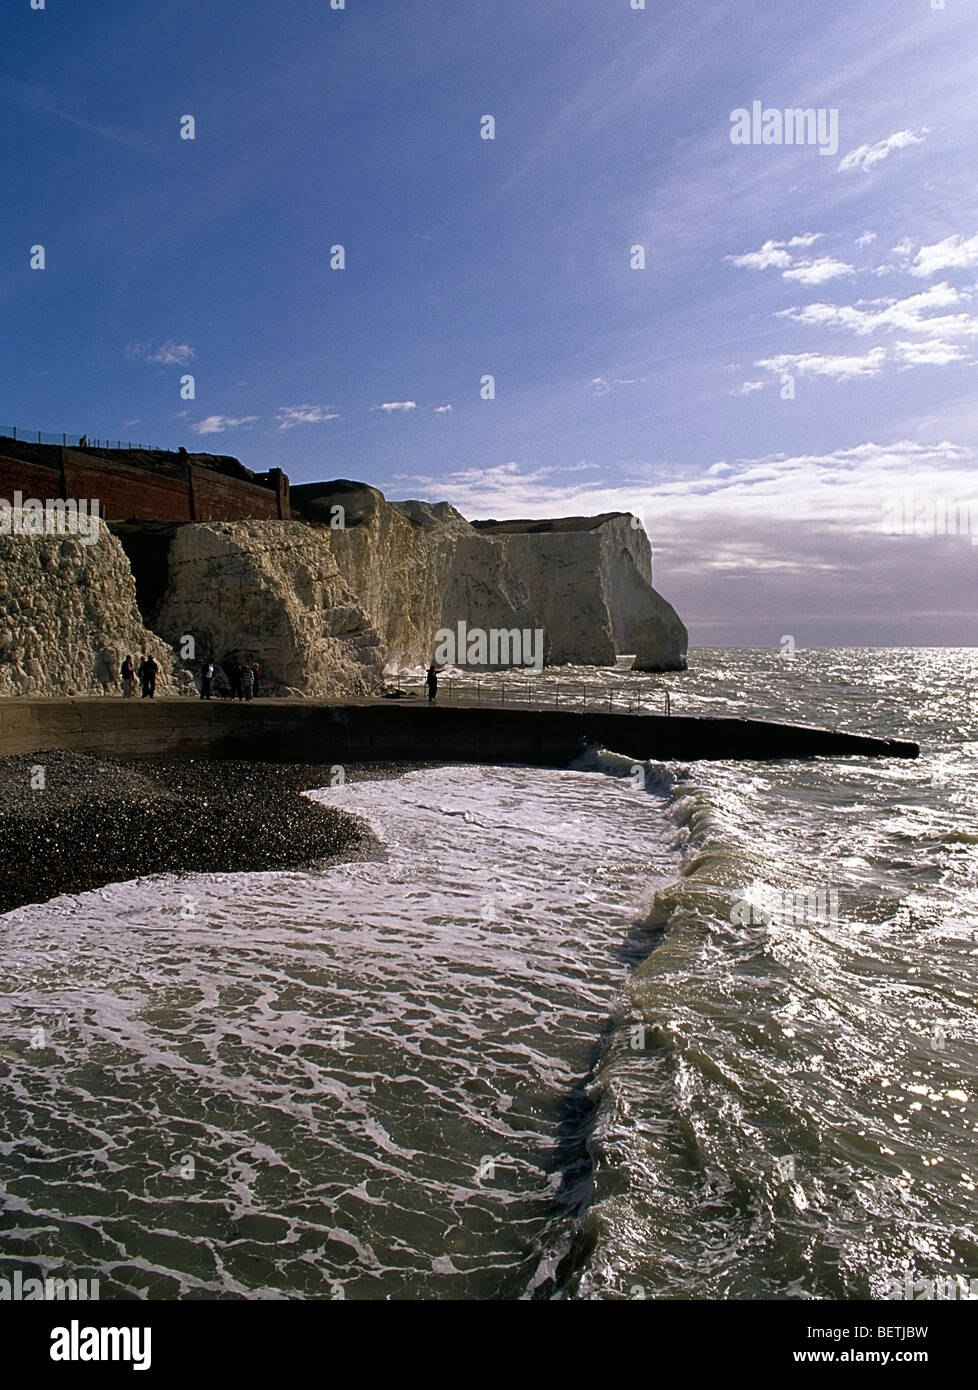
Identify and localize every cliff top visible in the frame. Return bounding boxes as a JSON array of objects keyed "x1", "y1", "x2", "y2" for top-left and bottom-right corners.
[{"x1": 470, "y1": 513, "x2": 632, "y2": 534}]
